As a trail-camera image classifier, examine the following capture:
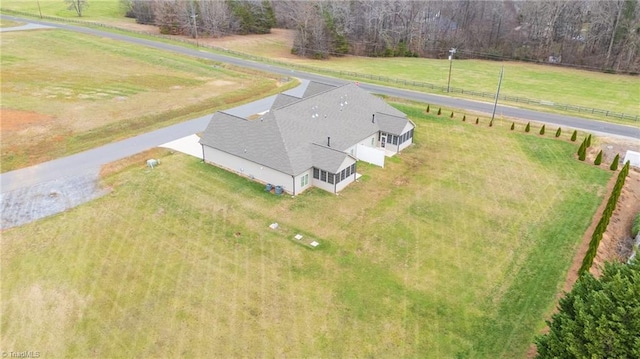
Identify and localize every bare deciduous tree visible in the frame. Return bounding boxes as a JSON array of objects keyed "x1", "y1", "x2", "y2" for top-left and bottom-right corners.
[{"x1": 65, "y1": 0, "x2": 88, "y2": 17}]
